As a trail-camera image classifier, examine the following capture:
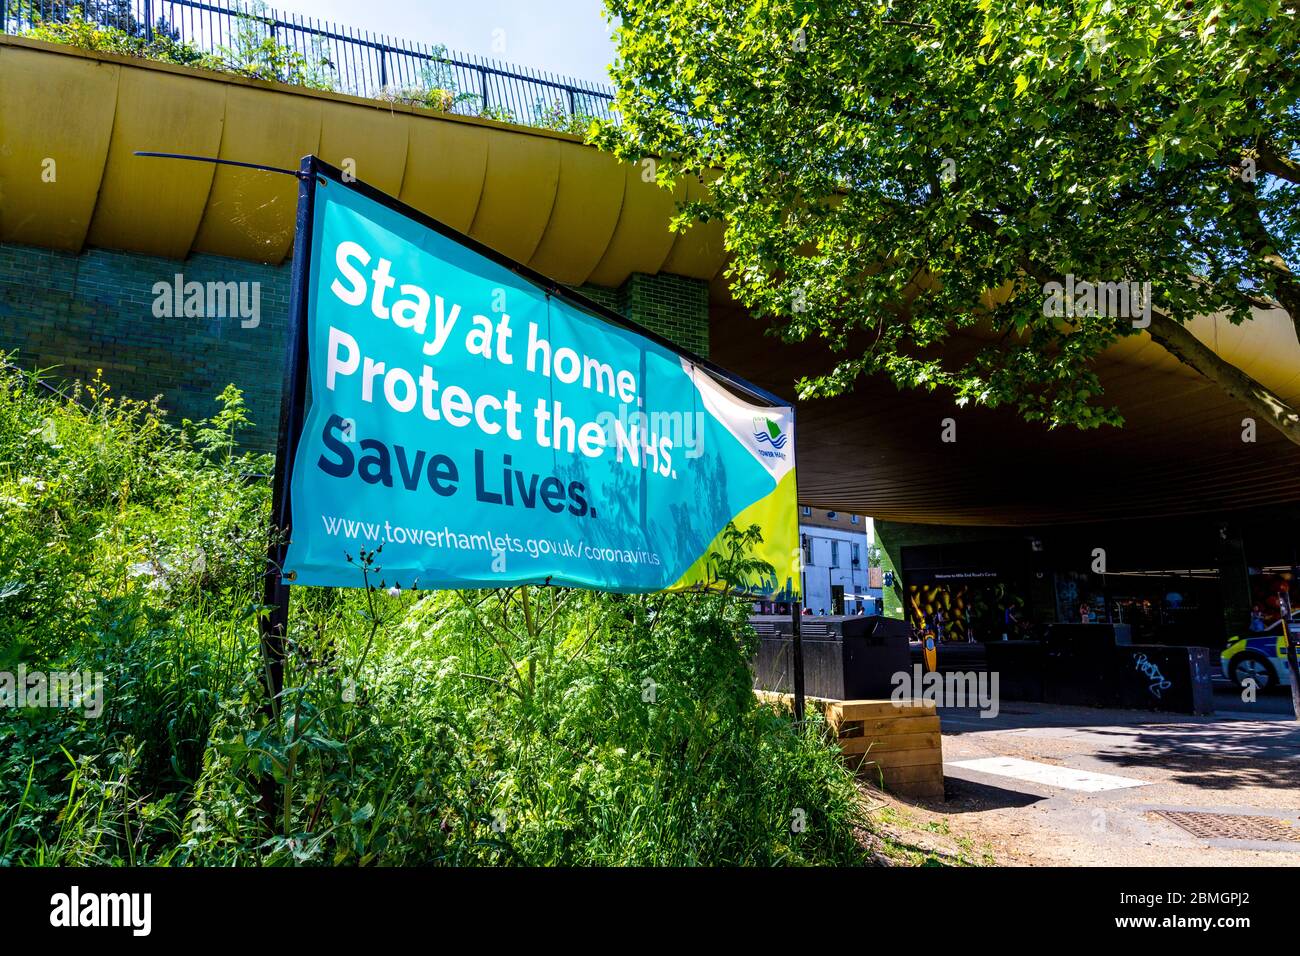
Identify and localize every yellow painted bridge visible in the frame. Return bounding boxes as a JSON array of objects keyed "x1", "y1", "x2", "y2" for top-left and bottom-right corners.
[
  {"x1": 3, "y1": 33, "x2": 1300, "y2": 524},
  {"x1": 0, "y1": 34, "x2": 725, "y2": 286}
]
